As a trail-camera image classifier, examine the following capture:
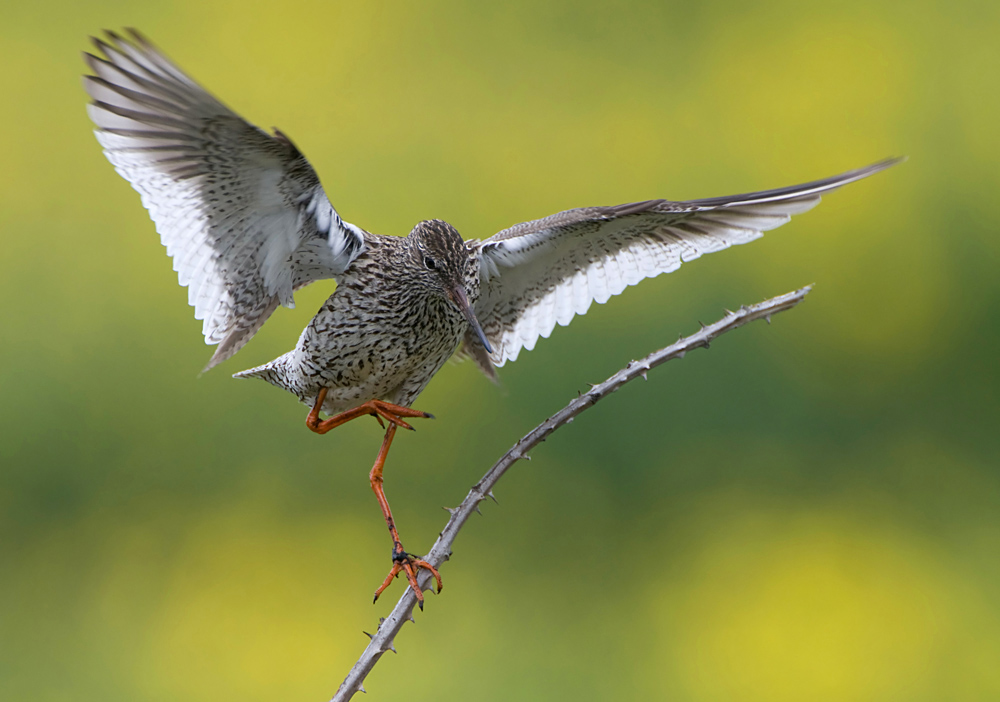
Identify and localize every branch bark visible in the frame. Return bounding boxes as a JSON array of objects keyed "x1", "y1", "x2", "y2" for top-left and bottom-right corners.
[{"x1": 330, "y1": 285, "x2": 813, "y2": 700}]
